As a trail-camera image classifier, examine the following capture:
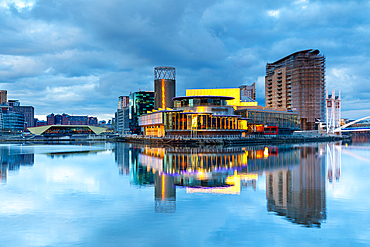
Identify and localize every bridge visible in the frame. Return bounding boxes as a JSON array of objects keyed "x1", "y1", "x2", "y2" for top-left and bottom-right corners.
[{"x1": 333, "y1": 116, "x2": 370, "y2": 133}]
